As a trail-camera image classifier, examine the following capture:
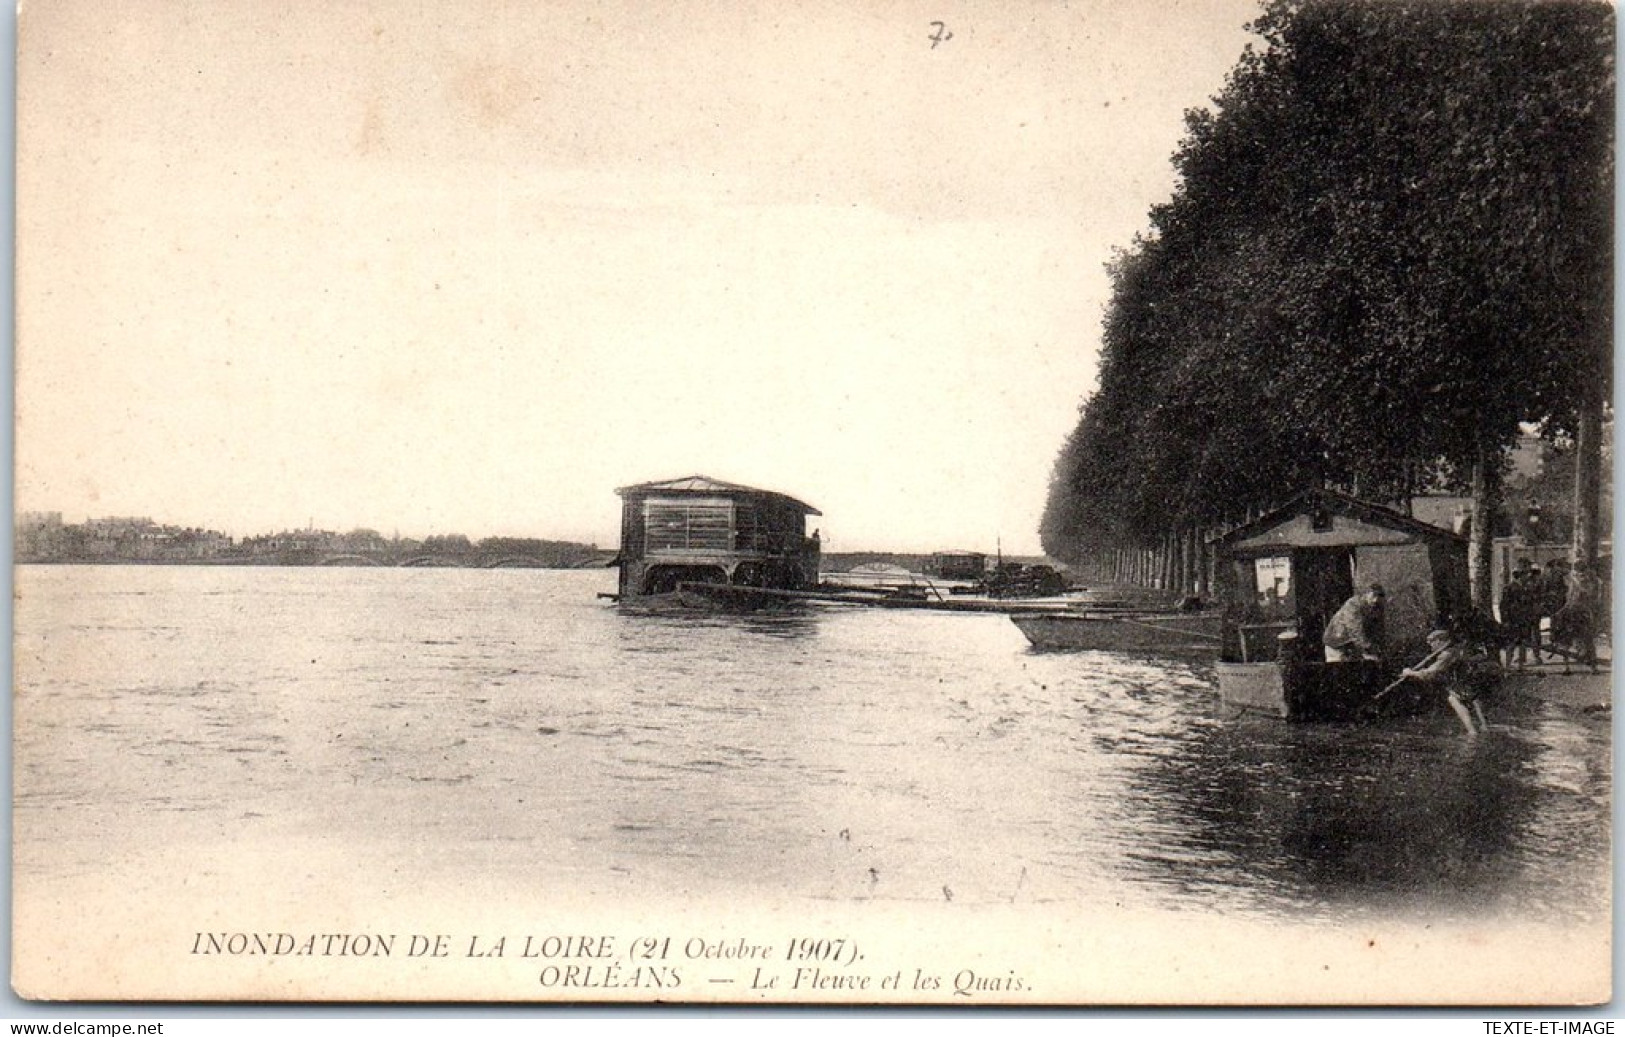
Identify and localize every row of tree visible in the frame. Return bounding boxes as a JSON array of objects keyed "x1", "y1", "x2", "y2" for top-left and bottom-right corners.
[{"x1": 1041, "y1": 0, "x2": 1613, "y2": 610}]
